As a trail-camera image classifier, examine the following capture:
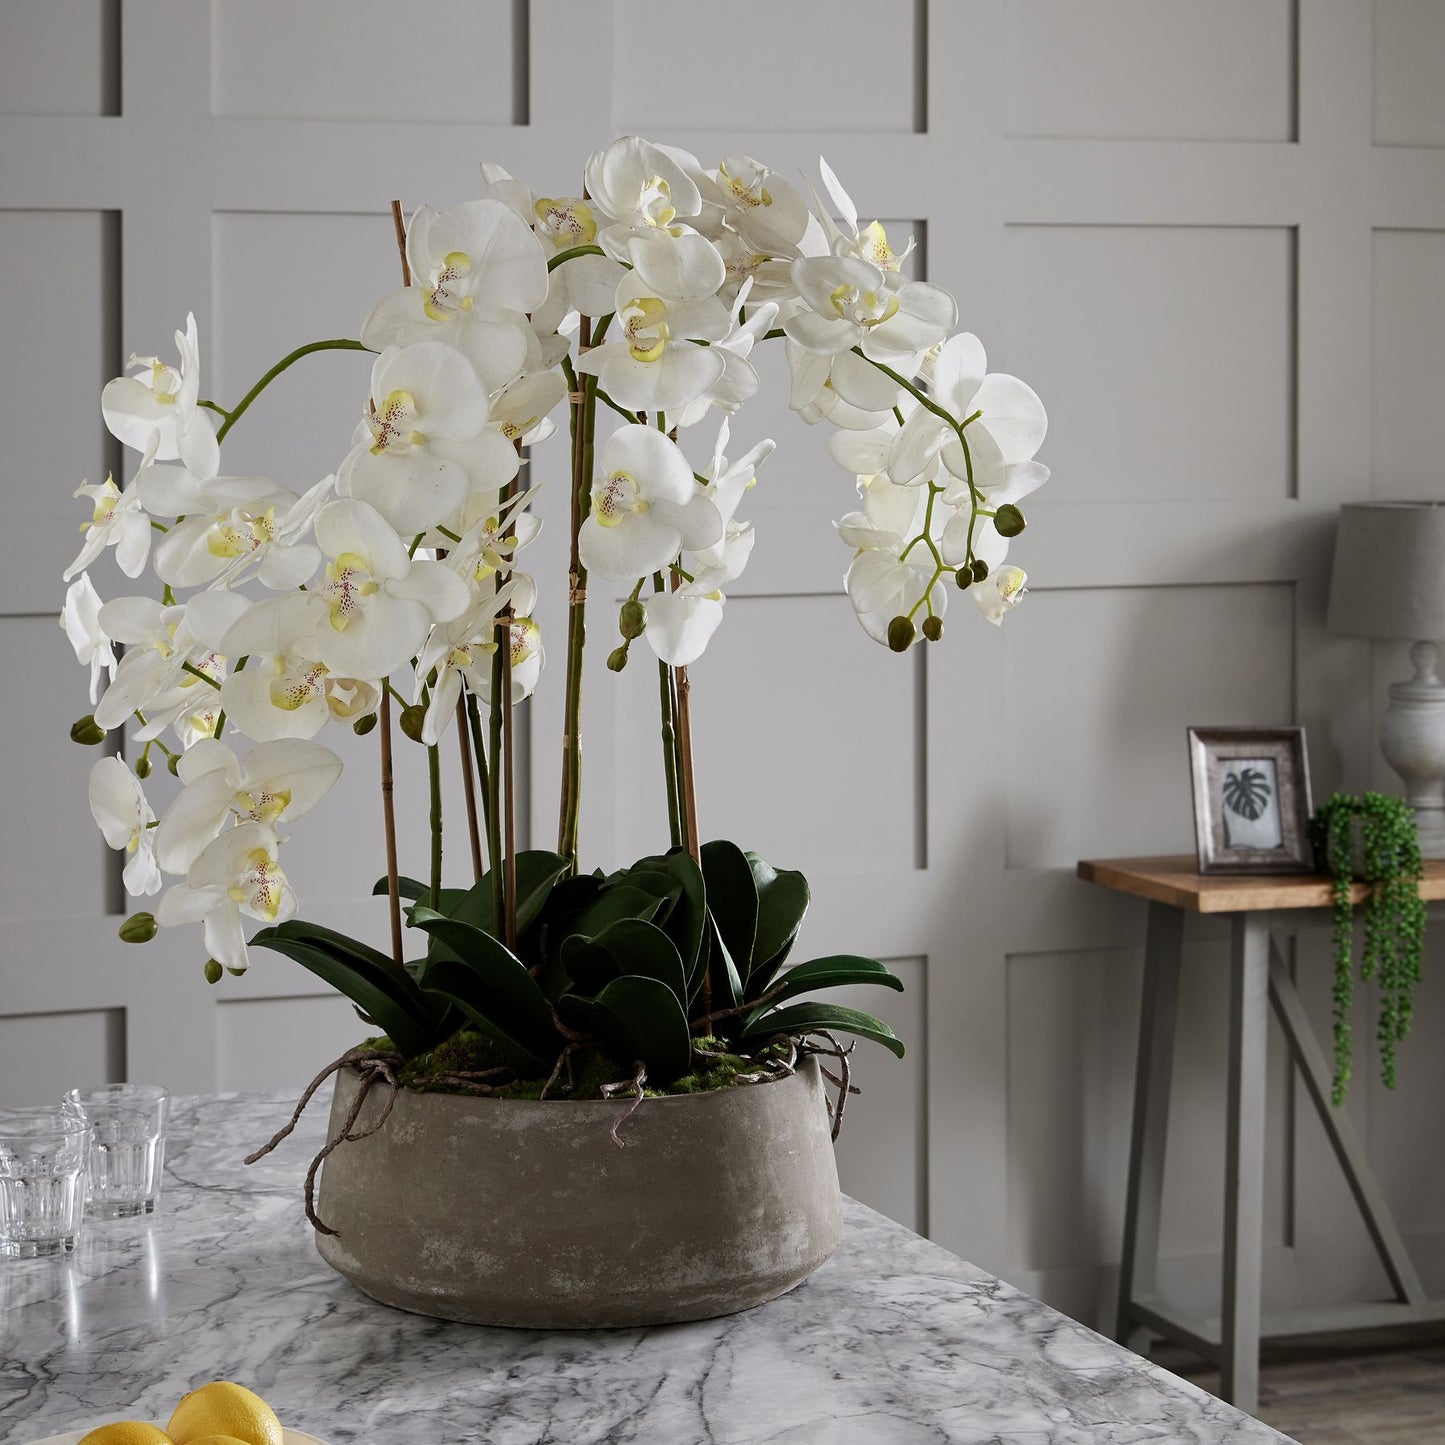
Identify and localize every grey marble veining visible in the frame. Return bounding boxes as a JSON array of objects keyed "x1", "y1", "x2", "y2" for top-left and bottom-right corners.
[{"x1": 0, "y1": 1092, "x2": 1294, "y2": 1445}]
